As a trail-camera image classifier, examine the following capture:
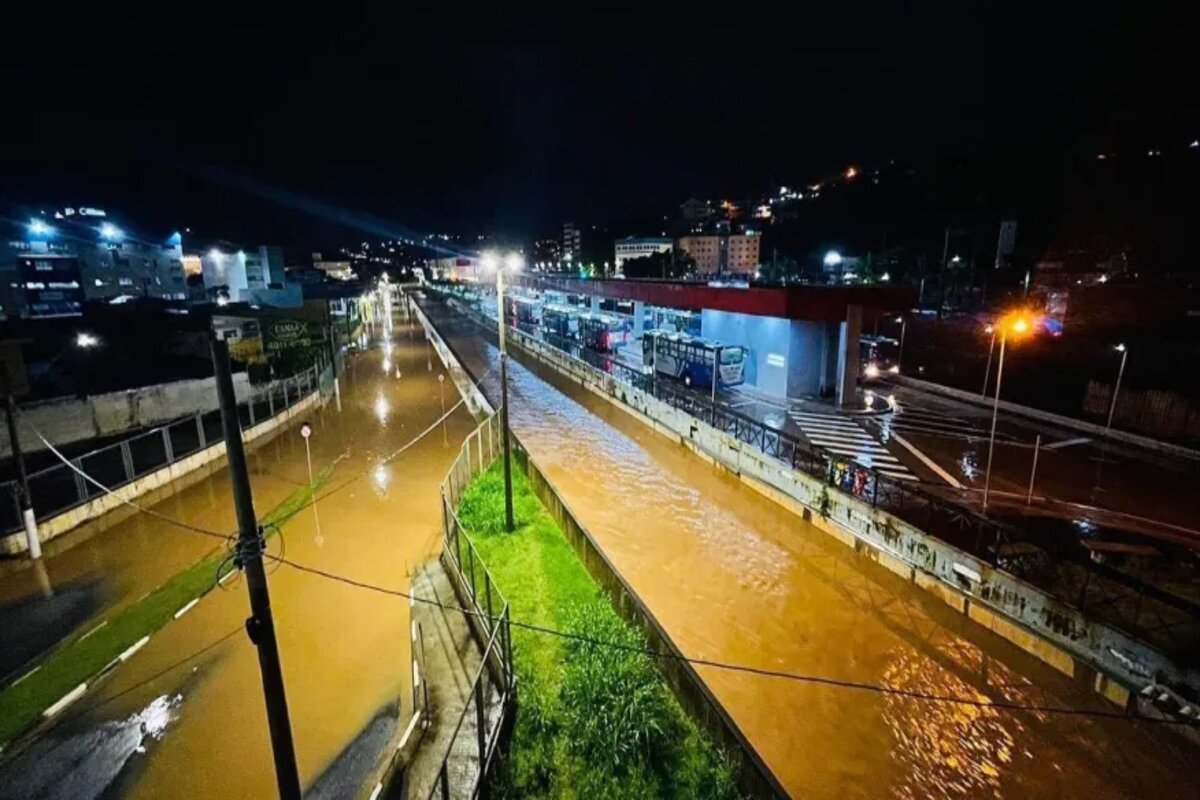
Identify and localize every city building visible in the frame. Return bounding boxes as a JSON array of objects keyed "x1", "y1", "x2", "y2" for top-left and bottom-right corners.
[
  {"x1": 678, "y1": 235, "x2": 721, "y2": 272},
  {"x1": 562, "y1": 223, "x2": 582, "y2": 262},
  {"x1": 678, "y1": 232, "x2": 761, "y2": 275},
  {"x1": 726, "y1": 232, "x2": 761, "y2": 274},
  {"x1": 312, "y1": 252, "x2": 355, "y2": 281},
  {"x1": 201, "y1": 244, "x2": 283, "y2": 303},
  {"x1": 1, "y1": 210, "x2": 187, "y2": 319},
  {"x1": 614, "y1": 236, "x2": 673, "y2": 271},
  {"x1": 533, "y1": 237, "x2": 561, "y2": 268}
]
